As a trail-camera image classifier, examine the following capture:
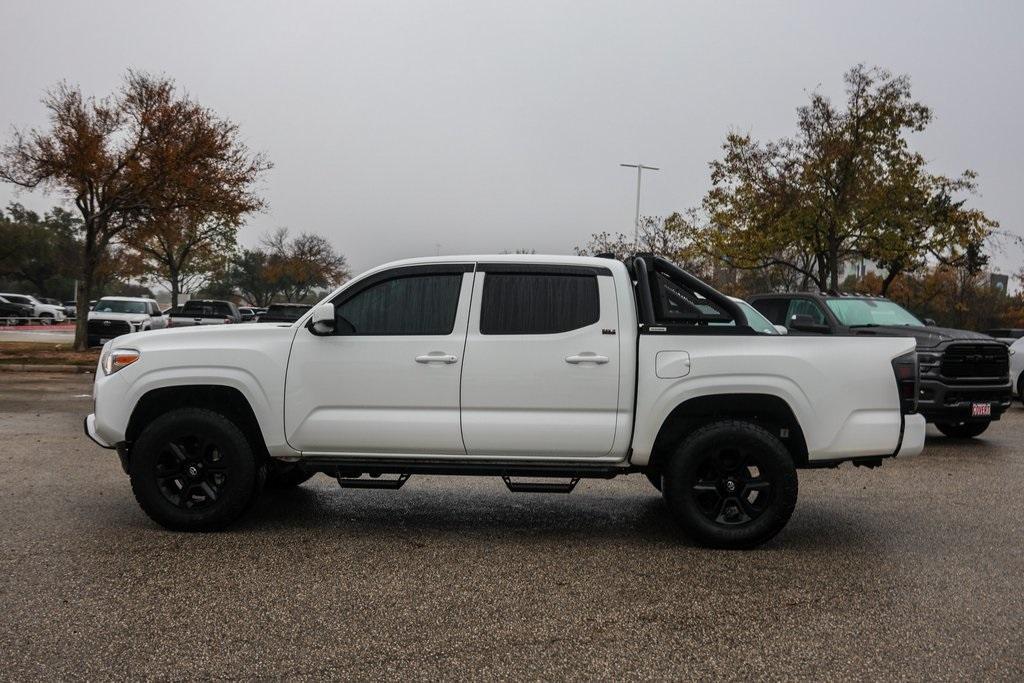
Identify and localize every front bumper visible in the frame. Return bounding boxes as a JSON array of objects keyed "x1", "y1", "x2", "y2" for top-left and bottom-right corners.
[
  {"x1": 917, "y1": 379, "x2": 1013, "y2": 423},
  {"x1": 84, "y1": 413, "x2": 113, "y2": 449}
]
